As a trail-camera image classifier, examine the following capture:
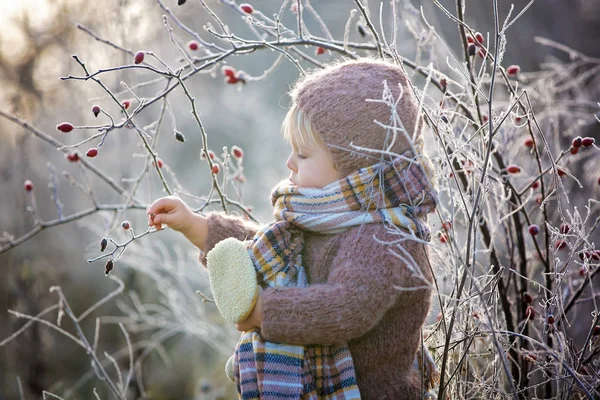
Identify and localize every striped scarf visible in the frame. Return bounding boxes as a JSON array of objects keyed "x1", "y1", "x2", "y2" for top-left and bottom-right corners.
[{"x1": 233, "y1": 150, "x2": 438, "y2": 399}]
